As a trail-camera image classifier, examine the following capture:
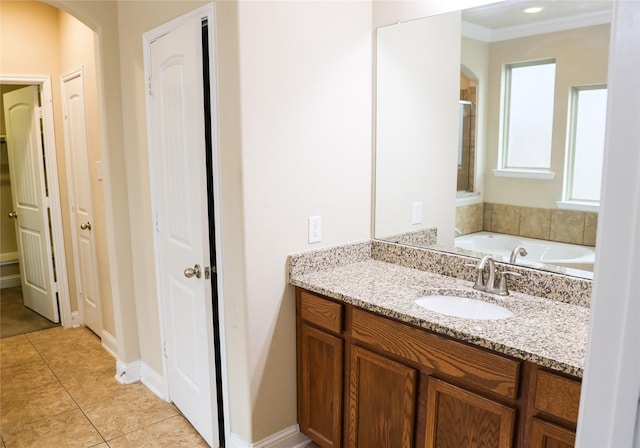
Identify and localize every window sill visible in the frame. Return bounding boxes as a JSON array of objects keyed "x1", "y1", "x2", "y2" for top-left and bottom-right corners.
[
  {"x1": 492, "y1": 169, "x2": 555, "y2": 180},
  {"x1": 556, "y1": 201, "x2": 600, "y2": 213}
]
